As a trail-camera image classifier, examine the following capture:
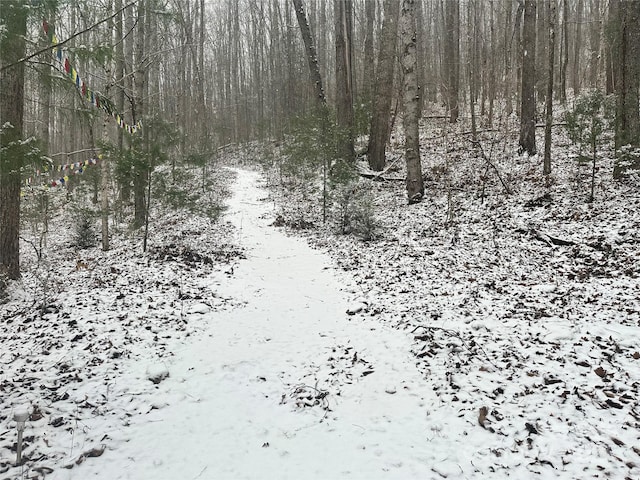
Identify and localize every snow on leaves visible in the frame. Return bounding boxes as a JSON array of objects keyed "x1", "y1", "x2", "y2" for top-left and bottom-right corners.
[
  {"x1": 1, "y1": 169, "x2": 244, "y2": 478},
  {"x1": 263, "y1": 125, "x2": 640, "y2": 478}
]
